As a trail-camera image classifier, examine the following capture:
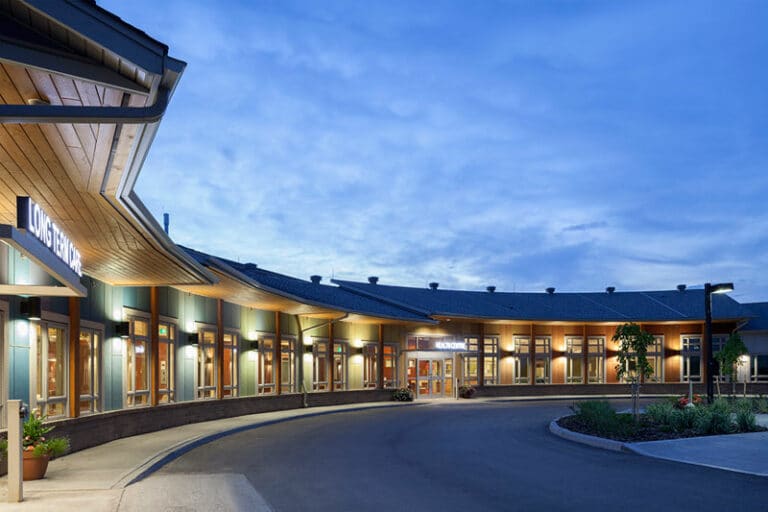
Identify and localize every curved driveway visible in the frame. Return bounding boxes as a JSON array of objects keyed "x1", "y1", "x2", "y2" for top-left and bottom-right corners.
[{"x1": 152, "y1": 400, "x2": 768, "y2": 511}]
